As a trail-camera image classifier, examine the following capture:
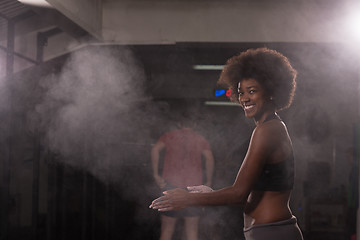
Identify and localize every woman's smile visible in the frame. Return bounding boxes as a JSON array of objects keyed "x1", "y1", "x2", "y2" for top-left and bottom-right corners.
[
  {"x1": 238, "y1": 78, "x2": 270, "y2": 121},
  {"x1": 243, "y1": 104, "x2": 255, "y2": 110}
]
